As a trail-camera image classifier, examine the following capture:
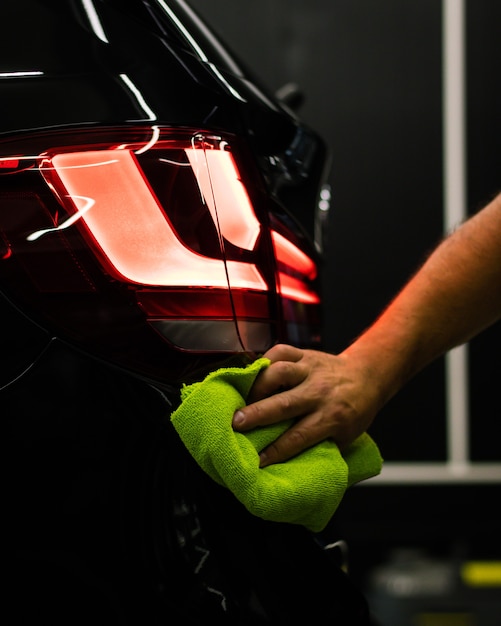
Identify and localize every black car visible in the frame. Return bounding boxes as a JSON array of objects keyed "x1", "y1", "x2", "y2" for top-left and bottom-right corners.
[{"x1": 1, "y1": 1, "x2": 371, "y2": 623}]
